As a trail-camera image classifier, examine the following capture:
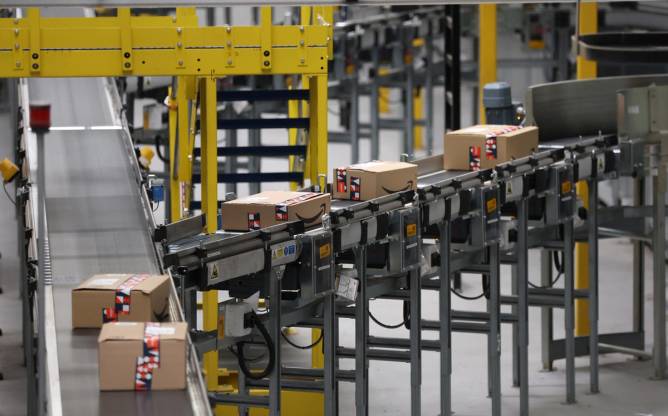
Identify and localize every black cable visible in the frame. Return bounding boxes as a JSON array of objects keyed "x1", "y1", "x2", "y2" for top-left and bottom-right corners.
[
  {"x1": 369, "y1": 310, "x2": 409, "y2": 329},
  {"x1": 280, "y1": 329, "x2": 323, "y2": 350},
  {"x1": 450, "y1": 288, "x2": 485, "y2": 300},
  {"x1": 227, "y1": 345, "x2": 267, "y2": 363},
  {"x1": 528, "y1": 252, "x2": 564, "y2": 289},
  {"x1": 235, "y1": 311, "x2": 275, "y2": 380},
  {"x1": 152, "y1": 201, "x2": 160, "y2": 213},
  {"x1": 155, "y1": 134, "x2": 169, "y2": 163},
  {"x1": 2, "y1": 182, "x2": 16, "y2": 206}
]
